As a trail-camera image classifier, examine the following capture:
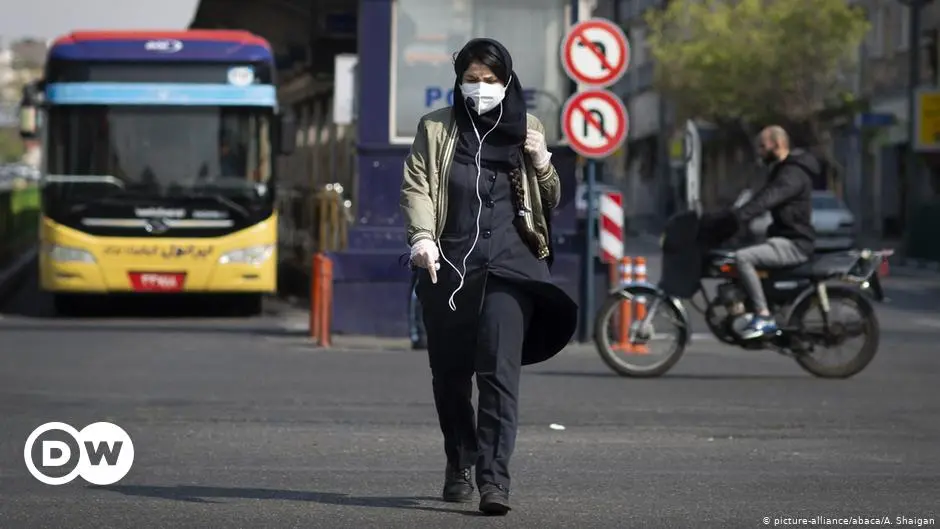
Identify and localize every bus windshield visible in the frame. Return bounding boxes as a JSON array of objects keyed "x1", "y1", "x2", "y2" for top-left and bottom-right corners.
[{"x1": 46, "y1": 105, "x2": 273, "y2": 199}]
